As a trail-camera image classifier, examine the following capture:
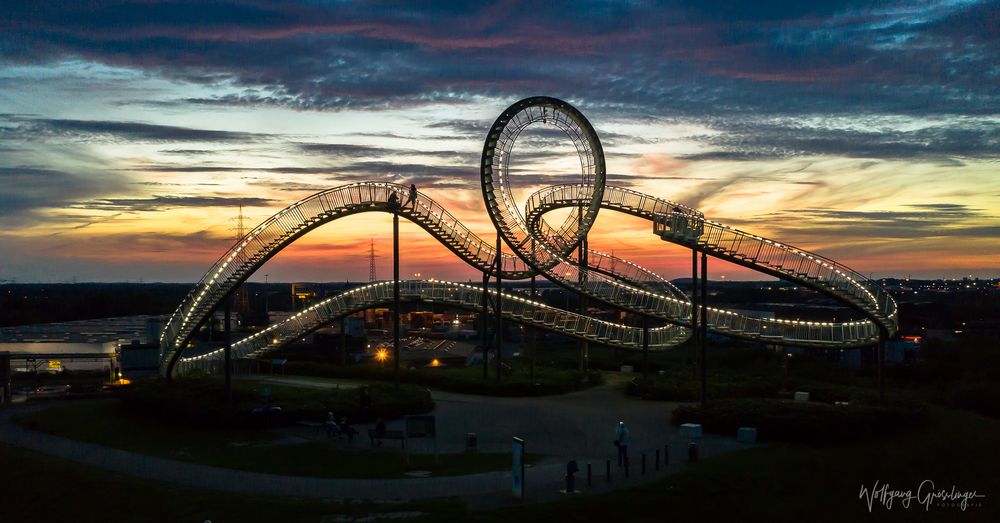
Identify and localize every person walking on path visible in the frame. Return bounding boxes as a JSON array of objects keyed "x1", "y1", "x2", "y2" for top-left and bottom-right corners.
[
  {"x1": 340, "y1": 416, "x2": 357, "y2": 443},
  {"x1": 359, "y1": 387, "x2": 371, "y2": 410},
  {"x1": 405, "y1": 183, "x2": 417, "y2": 209},
  {"x1": 615, "y1": 421, "x2": 630, "y2": 468}
]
